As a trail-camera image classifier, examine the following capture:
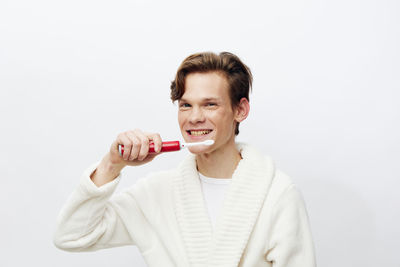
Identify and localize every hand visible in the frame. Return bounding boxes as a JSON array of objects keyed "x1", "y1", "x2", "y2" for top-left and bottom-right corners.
[
  {"x1": 109, "y1": 129, "x2": 163, "y2": 167},
  {"x1": 90, "y1": 129, "x2": 163, "y2": 187}
]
